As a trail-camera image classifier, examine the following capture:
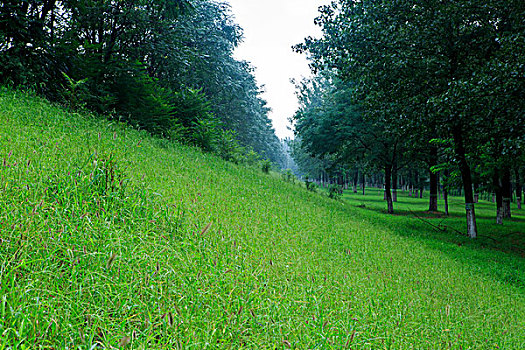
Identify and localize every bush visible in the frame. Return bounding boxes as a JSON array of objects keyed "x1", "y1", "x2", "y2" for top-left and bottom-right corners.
[
  {"x1": 261, "y1": 160, "x2": 272, "y2": 173},
  {"x1": 74, "y1": 60, "x2": 174, "y2": 135},
  {"x1": 304, "y1": 175, "x2": 317, "y2": 192},
  {"x1": 328, "y1": 184, "x2": 343, "y2": 200},
  {"x1": 243, "y1": 149, "x2": 262, "y2": 167},
  {"x1": 192, "y1": 119, "x2": 220, "y2": 152},
  {"x1": 282, "y1": 169, "x2": 296, "y2": 183},
  {"x1": 215, "y1": 129, "x2": 245, "y2": 163}
]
